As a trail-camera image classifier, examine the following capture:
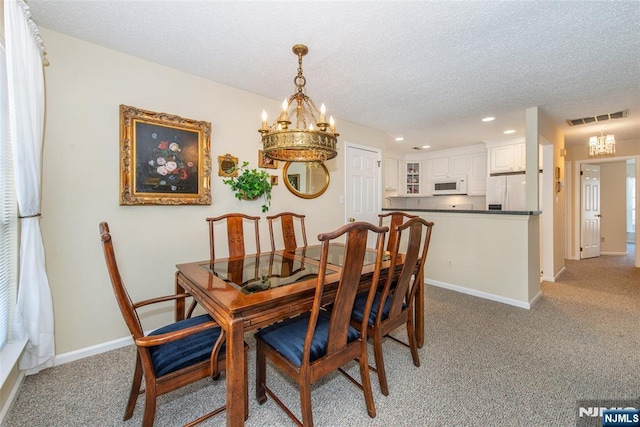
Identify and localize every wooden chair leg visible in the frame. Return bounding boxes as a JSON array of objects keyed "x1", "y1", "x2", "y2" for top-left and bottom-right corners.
[
  {"x1": 406, "y1": 318, "x2": 420, "y2": 367},
  {"x1": 373, "y1": 329, "x2": 389, "y2": 396},
  {"x1": 255, "y1": 340, "x2": 267, "y2": 404},
  {"x1": 142, "y1": 380, "x2": 157, "y2": 427},
  {"x1": 124, "y1": 353, "x2": 143, "y2": 420},
  {"x1": 358, "y1": 345, "x2": 376, "y2": 418},
  {"x1": 300, "y1": 379, "x2": 314, "y2": 427}
]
